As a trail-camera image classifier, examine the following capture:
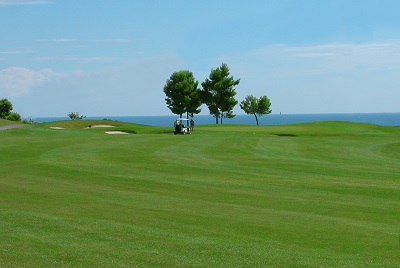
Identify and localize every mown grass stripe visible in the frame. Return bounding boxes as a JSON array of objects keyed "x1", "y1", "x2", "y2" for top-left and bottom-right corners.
[{"x1": 0, "y1": 120, "x2": 399, "y2": 267}]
